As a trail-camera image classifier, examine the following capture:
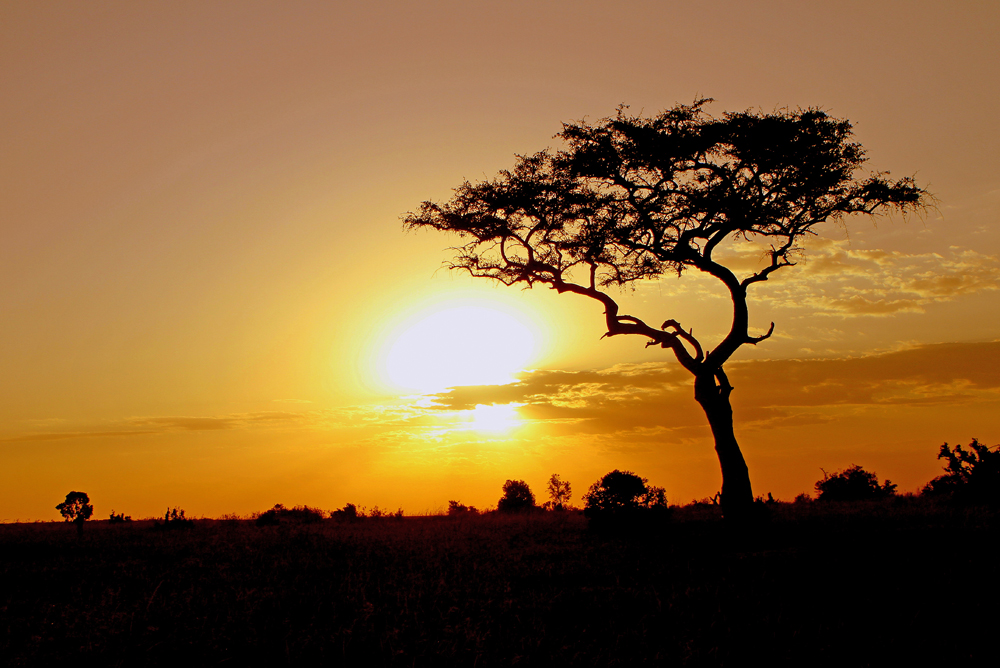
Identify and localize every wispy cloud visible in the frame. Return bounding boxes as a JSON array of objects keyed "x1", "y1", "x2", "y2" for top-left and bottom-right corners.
[{"x1": 745, "y1": 240, "x2": 1000, "y2": 316}]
